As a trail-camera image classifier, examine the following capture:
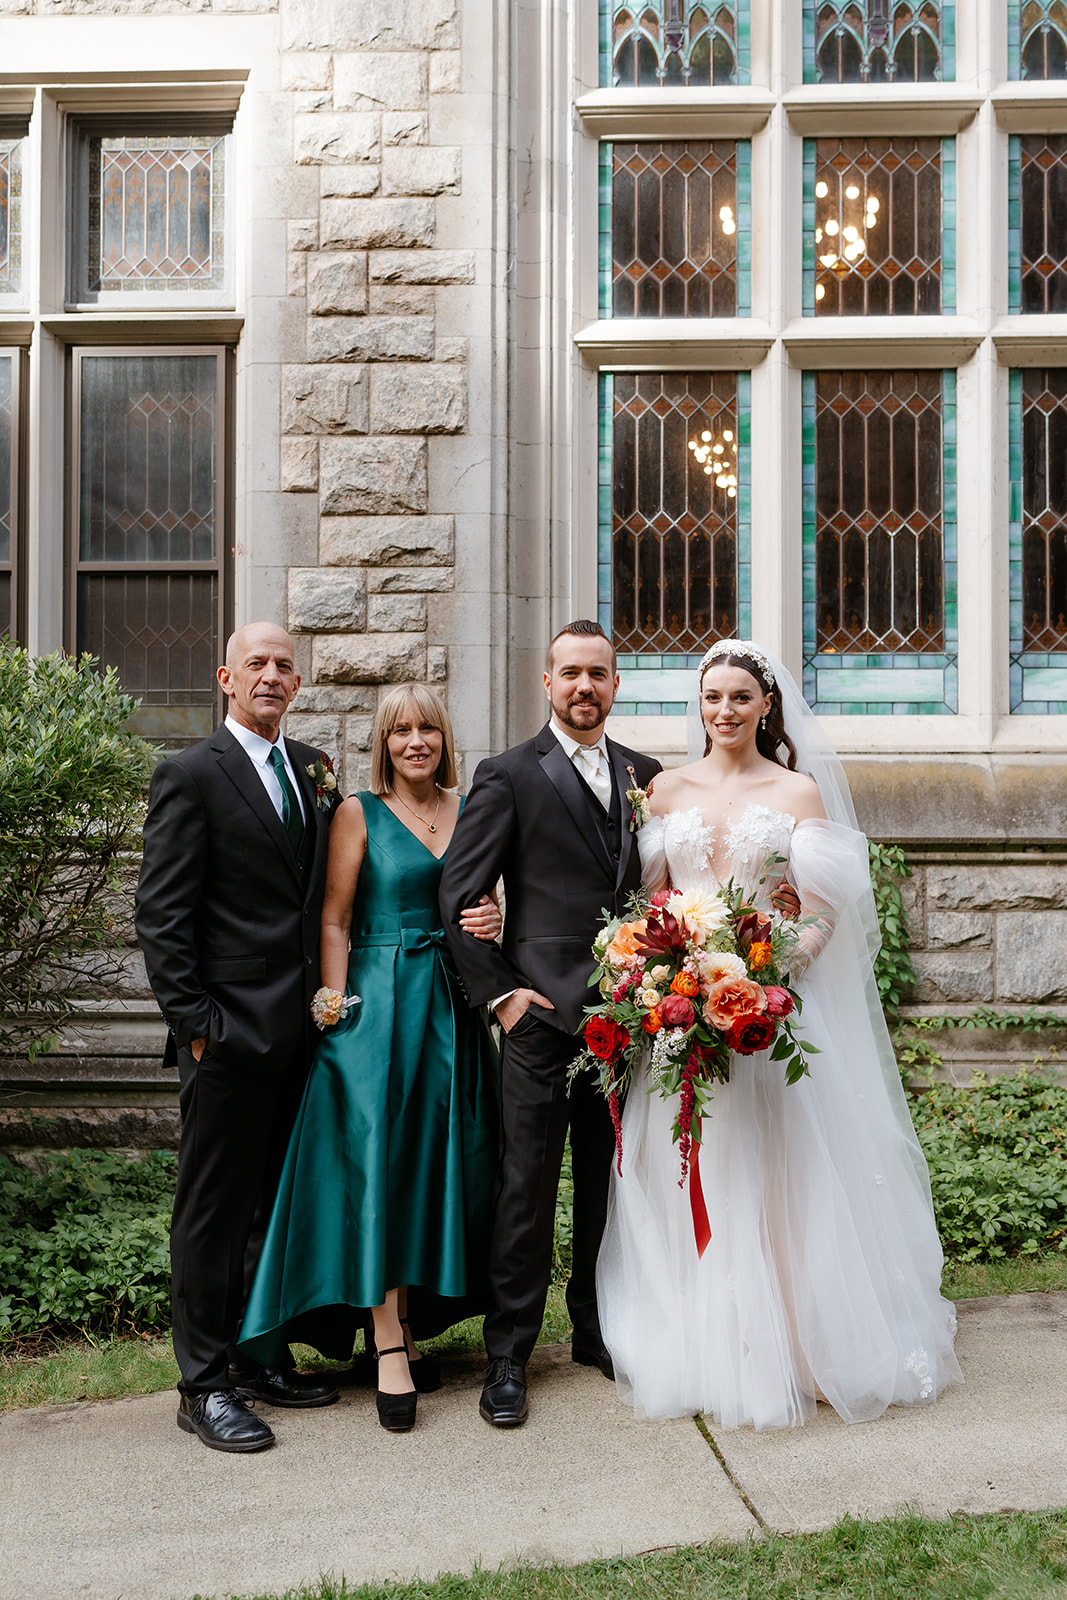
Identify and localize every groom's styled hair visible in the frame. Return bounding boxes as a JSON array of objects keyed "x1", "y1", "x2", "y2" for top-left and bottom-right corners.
[{"x1": 545, "y1": 618, "x2": 617, "y2": 674}]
